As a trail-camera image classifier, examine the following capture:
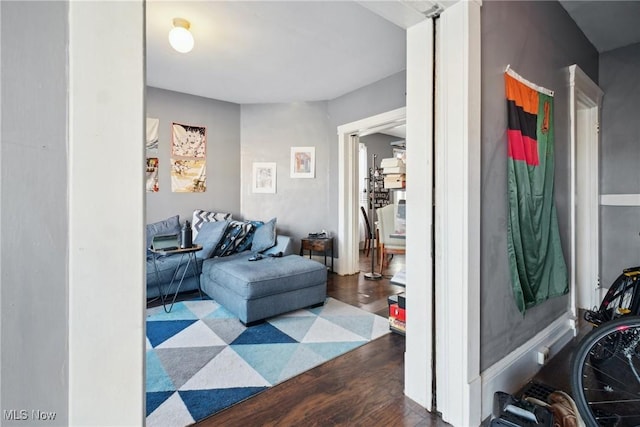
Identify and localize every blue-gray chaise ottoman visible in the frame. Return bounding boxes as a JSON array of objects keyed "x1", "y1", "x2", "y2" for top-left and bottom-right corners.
[{"x1": 201, "y1": 253, "x2": 327, "y2": 325}]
